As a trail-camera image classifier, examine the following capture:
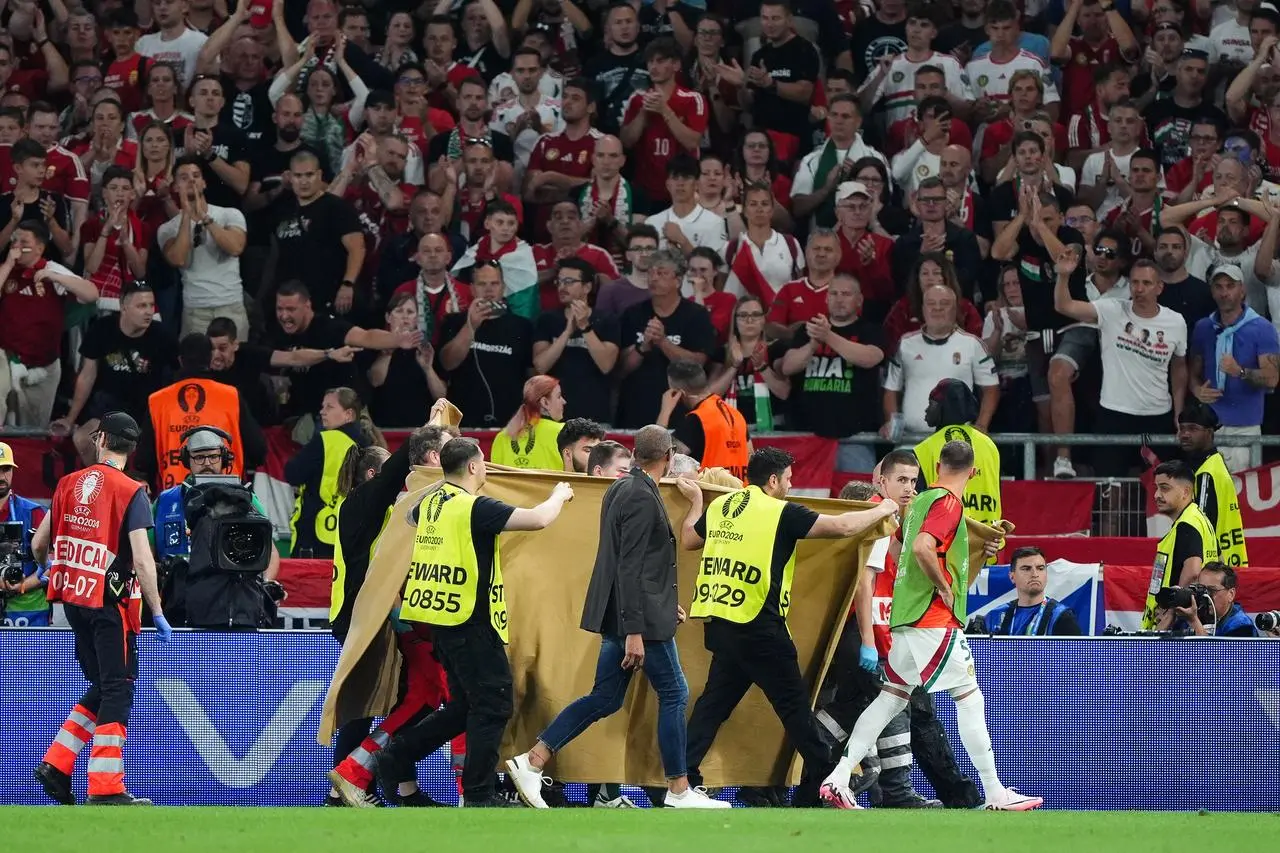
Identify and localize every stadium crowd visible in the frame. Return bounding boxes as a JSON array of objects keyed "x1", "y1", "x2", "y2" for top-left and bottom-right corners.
[{"x1": 1, "y1": 0, "x2": 1279, "y2": 490}]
